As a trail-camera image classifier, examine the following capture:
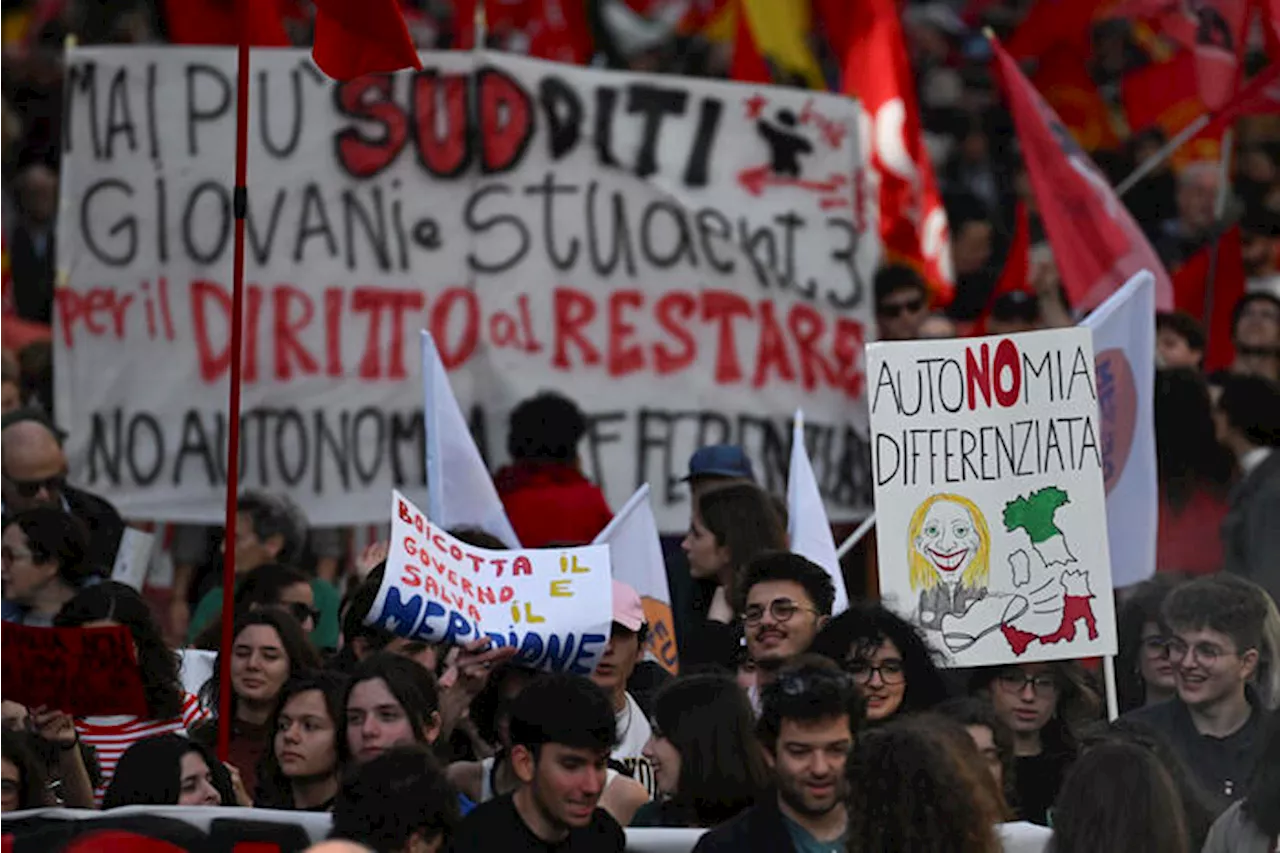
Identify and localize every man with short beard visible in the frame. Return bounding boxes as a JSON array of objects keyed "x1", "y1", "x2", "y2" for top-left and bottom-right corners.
[
  {"x1": 738, "y1": 553, "x2": 835, "y2": 711},
  {"x1": 693, "y1": 656, "x2": 862, "y2": 853}
]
